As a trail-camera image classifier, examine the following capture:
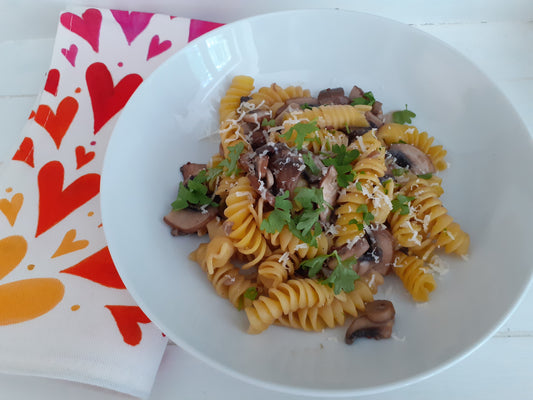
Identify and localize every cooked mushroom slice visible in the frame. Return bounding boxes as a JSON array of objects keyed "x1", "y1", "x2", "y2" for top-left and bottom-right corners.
[
  {"x1": 388, "y1": 143, "x2": 436, "y2": 175},
  {"x1": 256, "y1": 154, "x2": 269, "y2": 180},
  {"x1": 180, "y1": 162, "x2": 207, "y2": 185},
  {"x1": 302, "y1": 151, "x2": 325, "y2": 183},
  {"x1": 249, "y1": 129, "x2": 268, "y2": 150},
  {"x1": 319, "y1": 165, "x2": 338, "y2": 223},
  {"x1": 285, "y1": 97, "x2": 319, "y2": 107},
  {"x1": 365, "y1": 111, "x2": 384, "y2": 128},
  {"x1": 274, "y1": 102, "x2": 301, "y2": 125},
  {"x1": 365, "y1": 300, "x2": 396, "y2": 323},
  {"x1": 268, "y1": 144, "x2": 305, "y2": 196},
  {"x1": 163, "y1": 207, "x2": 218, "y2": 235},
  {"x1": 318, "y1": 87, "x2": 350, "y2": 105},
  {"x1": 345, "y1": 300, "x2": 395, "y2": 344},
  {"x1": 348, "y1": 85, "x2": 365, "y2": 100},
  {"x1": 357, "y1": 228, "x2": 395, "y2": 276},
  {"x1": 327, "y1": 237, "x2": 370, "y2": 269},
  {"x1": 371, "y1": 101, "x2": 383, "y2": 118},
  {"x1": 242, "y1": 109, "x2": 272, "y2": 125}
]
